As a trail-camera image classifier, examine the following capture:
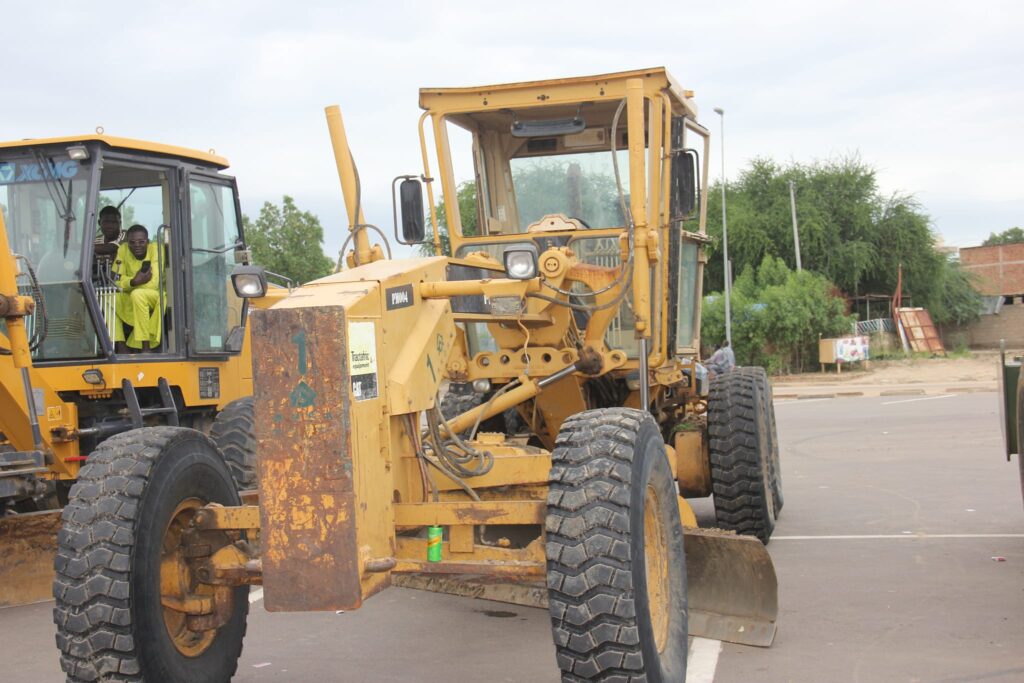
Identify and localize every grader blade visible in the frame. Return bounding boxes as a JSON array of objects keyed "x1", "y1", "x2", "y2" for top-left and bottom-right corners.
[
  {"x1": 0, "y1": 510, "x2": 61, "y2": 608},
  {"x1": 684, "y1": 528, "x2": 778, "y2": 647},
  {"x1": 396, "y1": 527, "x2": 778, "y2": 648}
]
